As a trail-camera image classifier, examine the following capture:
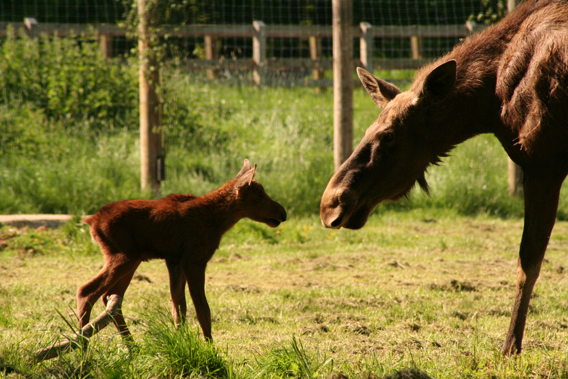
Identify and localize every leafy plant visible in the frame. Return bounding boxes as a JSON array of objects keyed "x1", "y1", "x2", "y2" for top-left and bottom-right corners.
[
  {"x1": 0, "y1": 26, "x2": 138, "y2": 131},
  {"x1": 469, "y1": 0, "x2": 507, "y2": 25}
]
